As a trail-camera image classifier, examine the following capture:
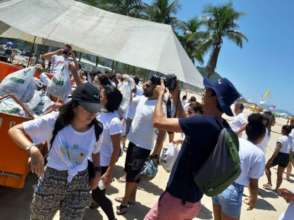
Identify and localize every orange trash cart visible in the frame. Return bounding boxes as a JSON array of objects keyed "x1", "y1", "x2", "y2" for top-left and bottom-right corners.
[
  {"x1": 0, "y1": 61, "x2": 23, "y2": 81},
  {"x1": 0, "y1": 95, "x2": 34, "y2": 189}
]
